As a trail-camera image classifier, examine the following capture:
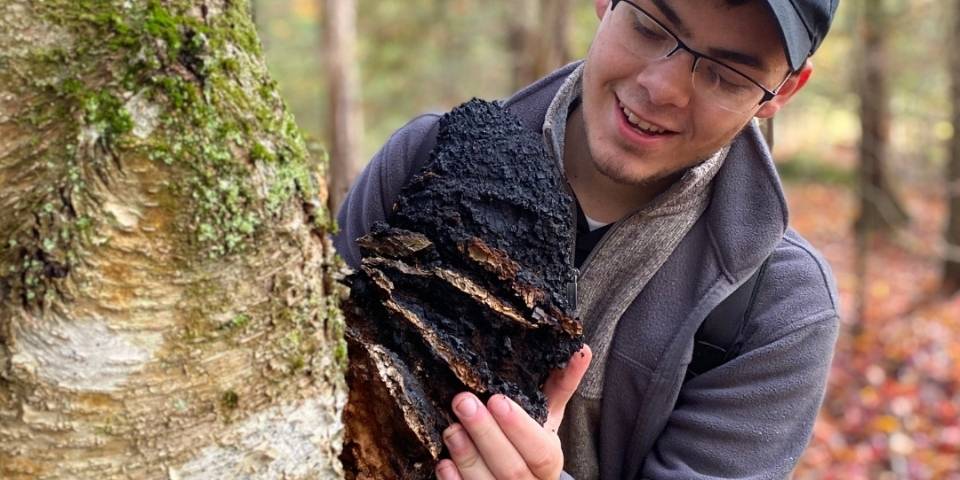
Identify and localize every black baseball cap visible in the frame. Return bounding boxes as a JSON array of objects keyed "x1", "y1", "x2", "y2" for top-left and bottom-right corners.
[{"x1": 764, "y1": 0, "x2": 840, "y2": 71}]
